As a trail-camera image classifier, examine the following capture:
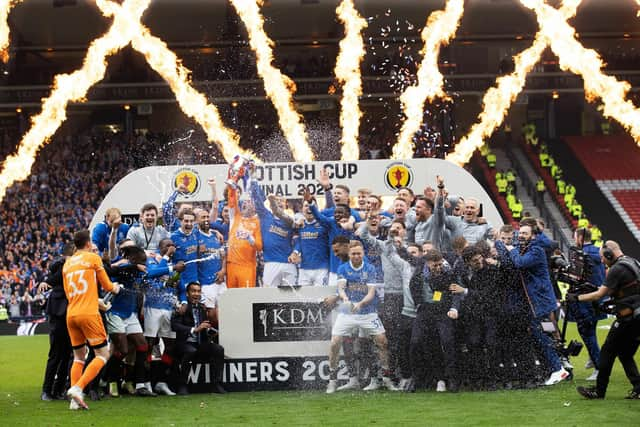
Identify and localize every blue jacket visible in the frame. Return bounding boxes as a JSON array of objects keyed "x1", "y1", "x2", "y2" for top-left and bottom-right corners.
[
  {"x1": 583, "y1": 243, "x2": 605, "y2": 286},
  {"x1": 567, "y1": 243, "x2": 607, "y2": 322},
  {"x1": 496, "y1": 238, "x2": 557, "y2": 318},
  {"x1": 91, "y1": 221, "x2": 129, "y2": 256}
]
